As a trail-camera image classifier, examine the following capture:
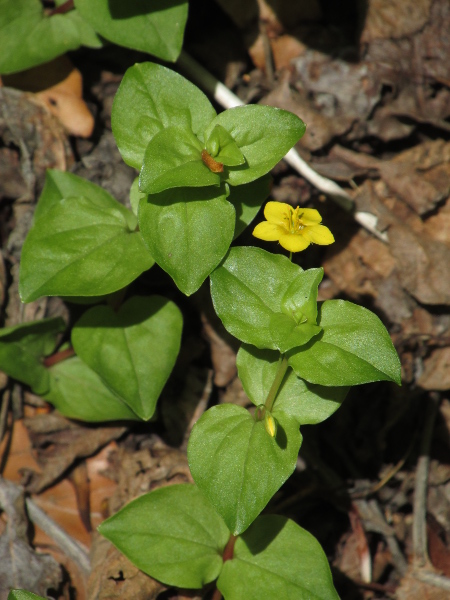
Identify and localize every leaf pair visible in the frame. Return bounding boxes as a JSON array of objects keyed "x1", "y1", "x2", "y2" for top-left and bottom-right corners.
[
  {"x1": 112, "y1": 62, "x2": 306, "y2": 295},
  {"x1": 211, "y1": 247, "x2": 402, "y2": 388},
  {"x1": 99, "y1": 484, "x2": 340, "y2": 600}
]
